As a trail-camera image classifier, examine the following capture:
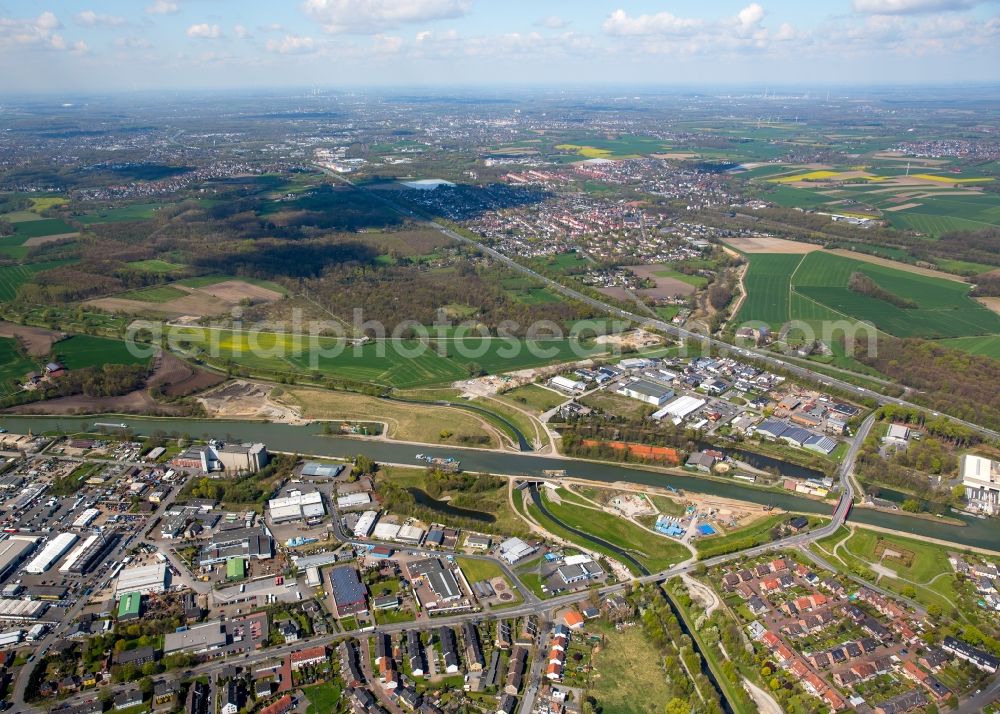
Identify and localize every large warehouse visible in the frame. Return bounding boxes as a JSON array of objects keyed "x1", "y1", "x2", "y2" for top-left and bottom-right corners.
[
  {"x1": 0, "y1": 535, "x2": 39, "y2": 582},
  {"x1": 115, "y1": 562, "x2": 170, "y2": 597},
  {"x1": 616, "y1": 379, "x2": 675, "y2": 407},
  {"x1": 267, "y1": 491, "x2": 325, "y2": 524},
  {"x1": 59, "y1": 532, "x2": 118, "y2": 575},
  {"x1": 652, "y1": 395, "x2": 706, "y2": 422},
  {"x1": 24, "y1": 533, "x2": 78, "y2": 575}
]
